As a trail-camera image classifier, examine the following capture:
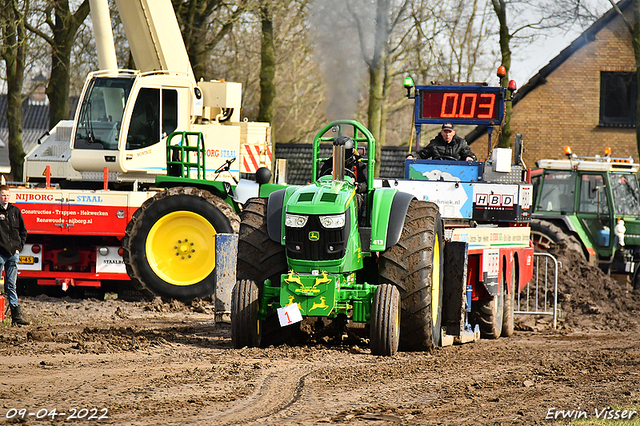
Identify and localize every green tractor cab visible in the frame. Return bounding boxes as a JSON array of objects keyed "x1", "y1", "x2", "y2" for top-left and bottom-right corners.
[{"x1": 530, "y1": 147, "x2": 640, "y2": 289}]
